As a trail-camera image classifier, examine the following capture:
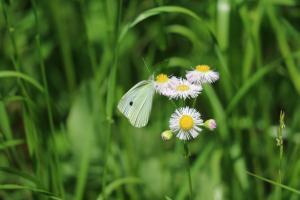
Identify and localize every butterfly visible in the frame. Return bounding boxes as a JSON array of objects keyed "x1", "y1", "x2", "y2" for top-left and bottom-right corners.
[{"x1": 117, "y1": 76, "x2": 155, "y2": 128}]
